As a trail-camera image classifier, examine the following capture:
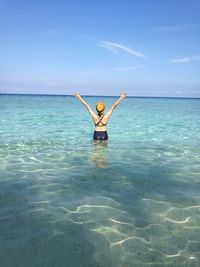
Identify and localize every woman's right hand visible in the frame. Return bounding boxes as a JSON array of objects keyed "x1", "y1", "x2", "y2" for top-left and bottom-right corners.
[{"x1": 120, "y1": 92, "x2": 127, "y2": 98}]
